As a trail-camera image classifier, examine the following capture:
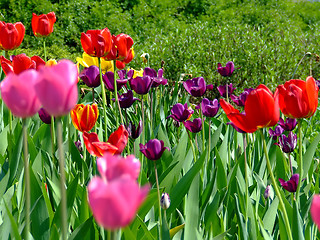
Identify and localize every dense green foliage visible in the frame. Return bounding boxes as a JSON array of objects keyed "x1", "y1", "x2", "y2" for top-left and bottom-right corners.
[{"x1": 1, "y1": 0, "x2": 320, "y2": 91}]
